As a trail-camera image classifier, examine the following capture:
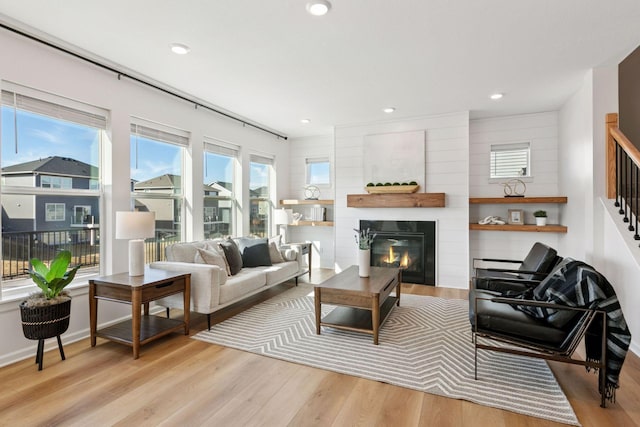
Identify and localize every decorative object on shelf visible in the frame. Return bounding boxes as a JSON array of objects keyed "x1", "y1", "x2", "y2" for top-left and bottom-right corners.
[
  {"x1": 503, "y1": 179, "x2": 526, "y2": 197},
  {"x1": 20, "y1": 250, "x2": 81, "y2": 370},
  {"x1": 354, "y1": 228, "x2": 376, "y2": 277},
  {"x1": 365, "y1": 181, "x2": 420, "y2": 194},
  {"x1": 478, "y1": 216, "x2": 506, "y2": 225},
  {"x1": 534, "y1": 210, "x2": 548, "y2": 226},
  {"x1": 508, "y1": 209, "x2": 524, "y2": 224},
  {"x1": 115, "y1": 211, "x2": 156, "y2": 276},
  {"x1": 304, "y1": 185, "x2": 320, "y2": 200},
  {"x1": 291, "y1": 212, "x2": 303, "y2": 225}
]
